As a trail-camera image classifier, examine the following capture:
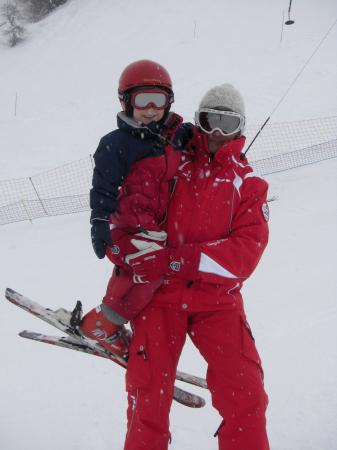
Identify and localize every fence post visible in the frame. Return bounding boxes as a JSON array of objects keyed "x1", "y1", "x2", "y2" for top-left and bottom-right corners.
[
  {"x1": 14, "y1": 92, "x2": 18, "y2": 117},
  {"x1": 89, "y1": 154, "x2": 94, "y2": 170},
  {"x1": 280, "y1": 10, "x2": 285, "y2": 43},
  {"x1": 29, "y1": 177, "x2": 48, "y2": 216},
  {"x1": 22, "y1": 200, "x2": 33, "y2": 223}
]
